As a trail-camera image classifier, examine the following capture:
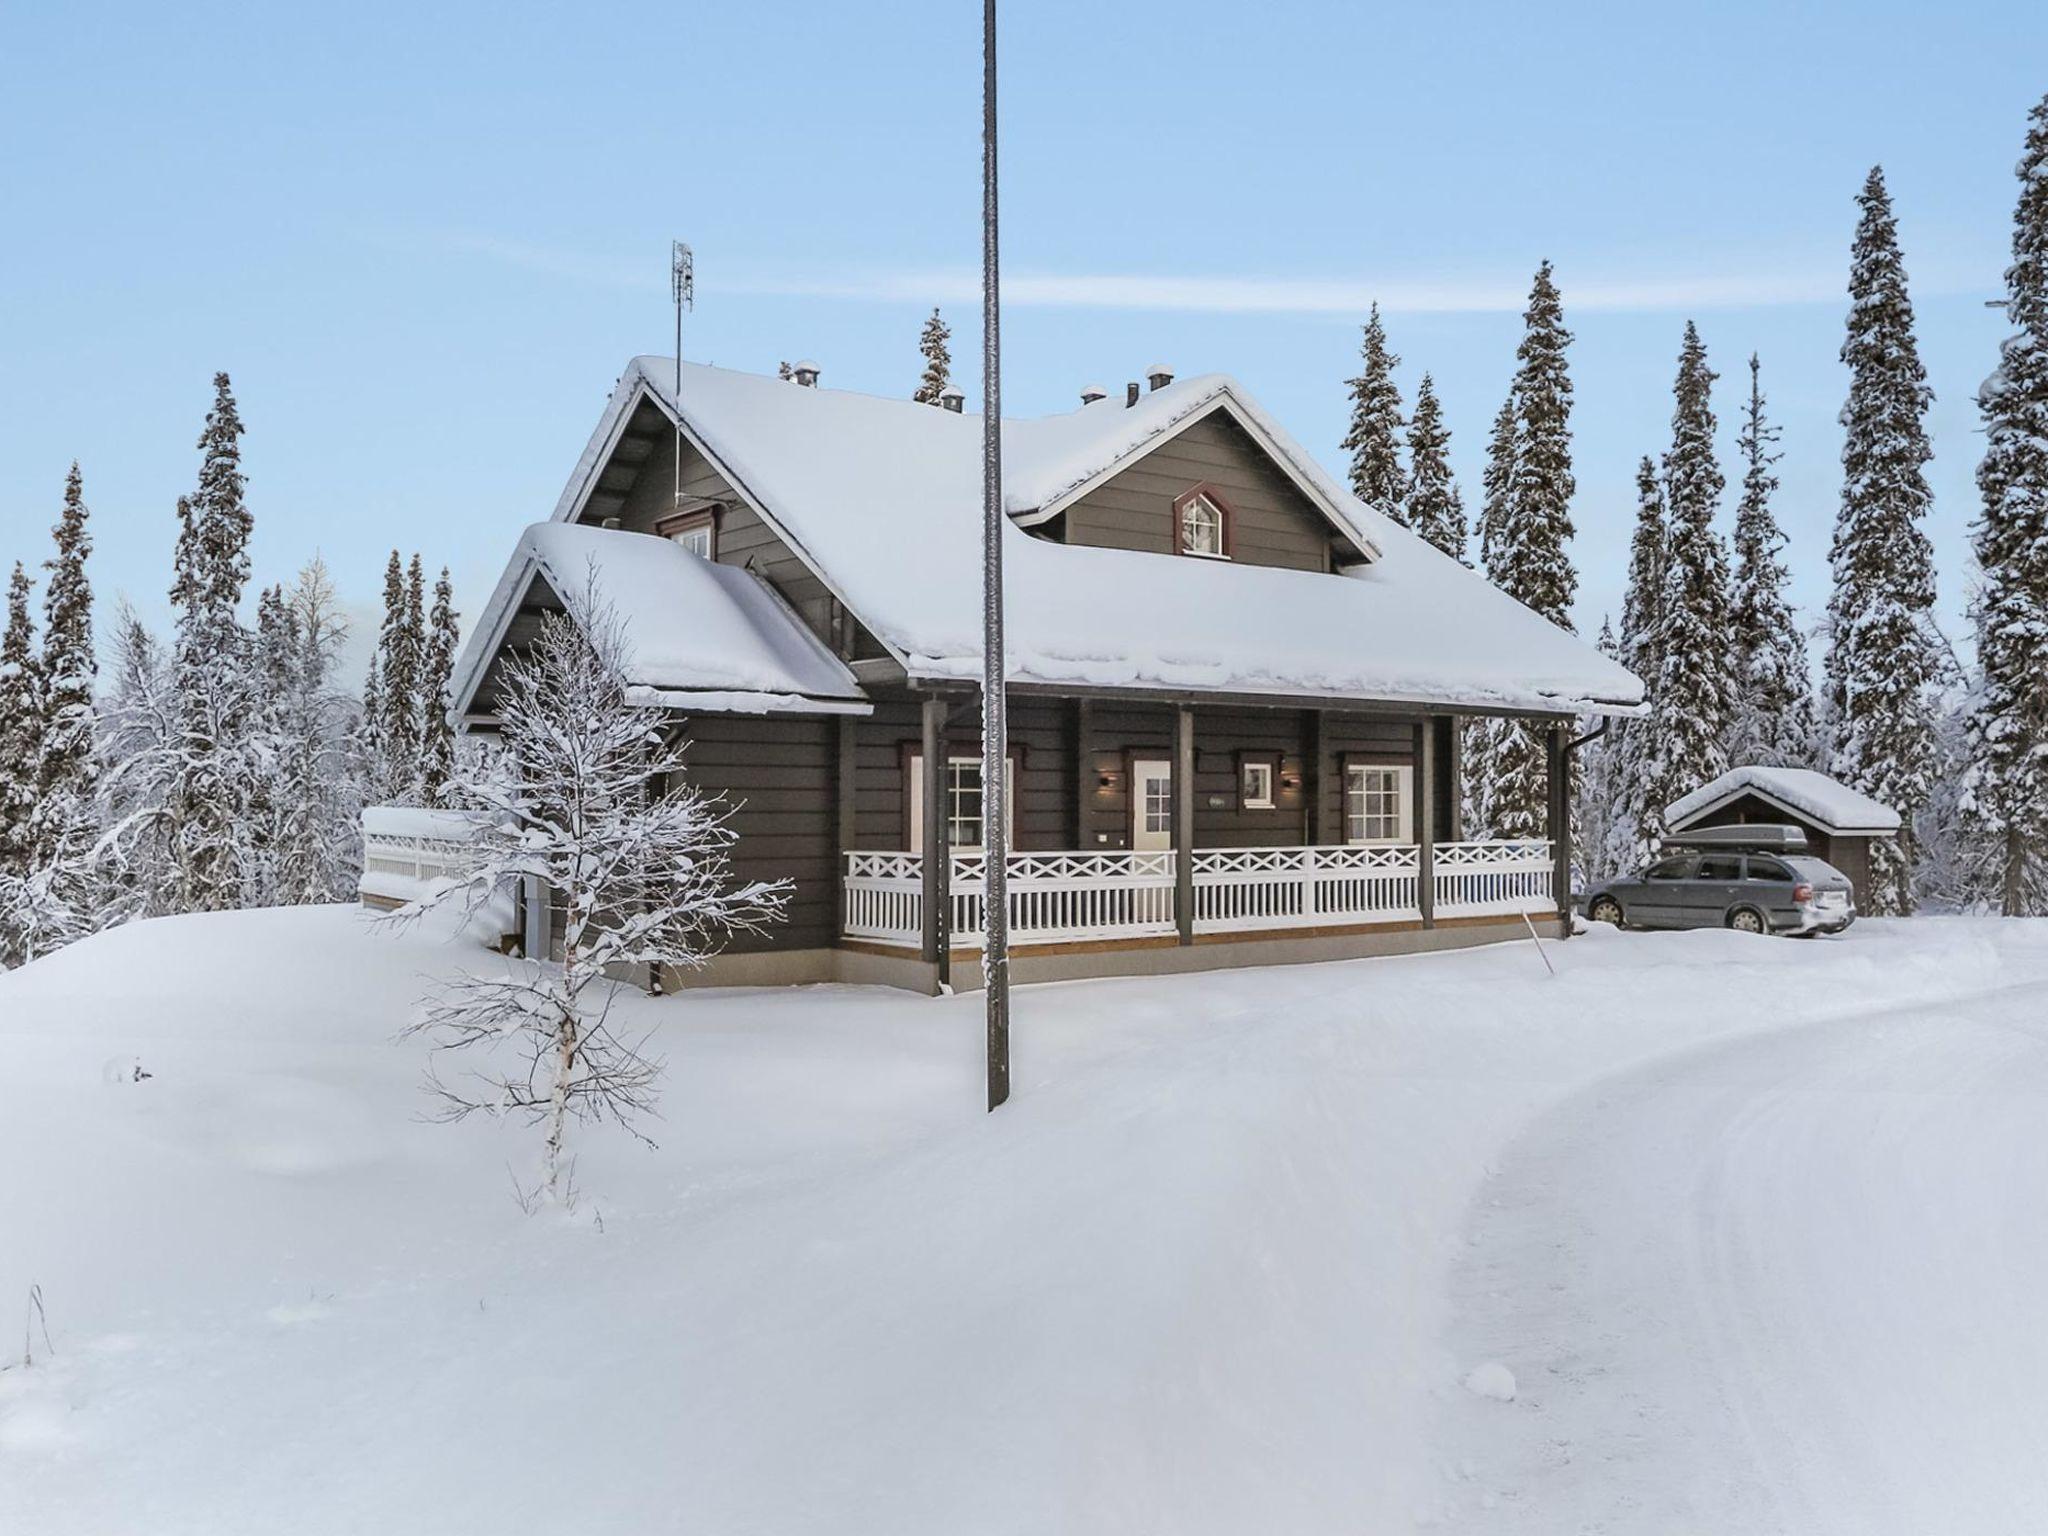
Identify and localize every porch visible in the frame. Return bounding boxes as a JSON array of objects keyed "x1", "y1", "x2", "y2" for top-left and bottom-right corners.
[{"x1": 842, "y1": 840, "x2": 1556, "y2": 951}]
